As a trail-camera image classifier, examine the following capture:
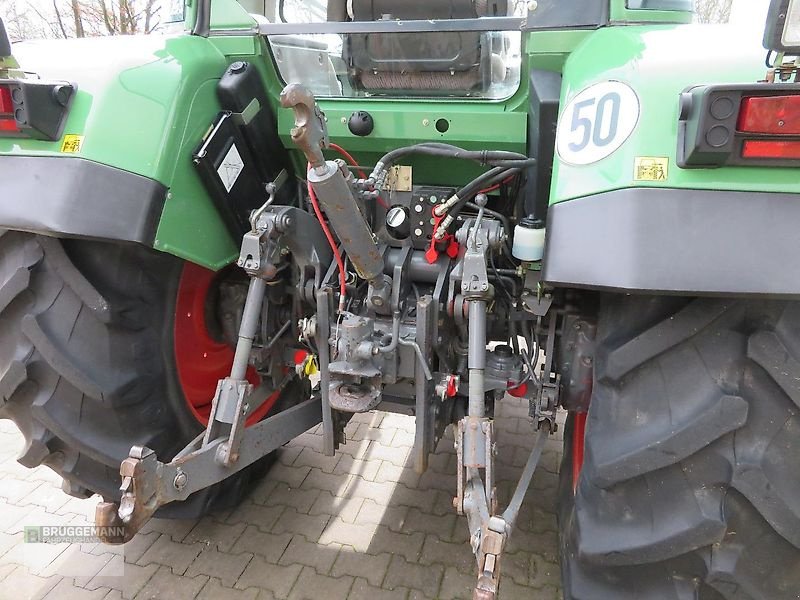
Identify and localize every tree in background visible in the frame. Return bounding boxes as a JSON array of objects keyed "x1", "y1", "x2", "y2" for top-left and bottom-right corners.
[
  {"x1": 0, "y1": 0, "x2": 162, "y2": 39},
  {"x1": 695, "y1": 0, "x2": 733, "y2": 23}
]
